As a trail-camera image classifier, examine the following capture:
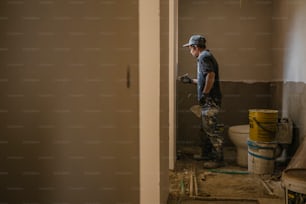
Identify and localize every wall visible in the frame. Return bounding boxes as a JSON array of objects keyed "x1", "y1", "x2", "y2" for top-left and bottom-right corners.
[
  {"x1": 177, "y1": 0, "x2": 275, "y2": 147},
  {"x1": 178, "y1": 0, "x2": 274, "y2": 81},
  {"x1": 160, "y1": 0, "x2": 170, "y2": 202},
  {"x1": 177, "y1": 0, "x2": 306, "y2": 154},
  {"x1": 272, "y1": 0, "x2": 306, "y2": 144},
  {"x1": 0, "y1": 1, "x2": 140, "y2": 203}
]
